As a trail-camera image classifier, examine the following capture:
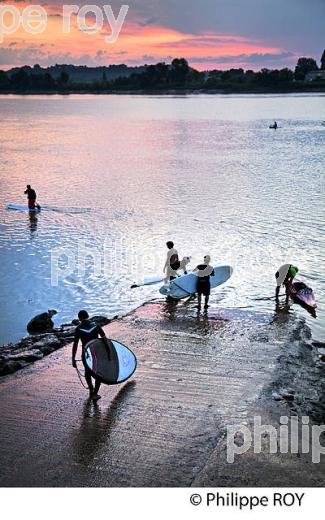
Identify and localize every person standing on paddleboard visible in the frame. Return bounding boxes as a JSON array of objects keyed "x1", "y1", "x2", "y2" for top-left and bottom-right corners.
[
  {"x1": 24, "y1": 184, "x2": 40, "y2": 210},
  {"x1": 164, "y1": 241, "x2": 180, "y2": 282},
  {"x1": 72, "y1": 310, "x2": 110, "y2": 401},
  {"x1": 275, "y1": 264, "x2": 298, "y2": 302},
  {"x1": 195, "y1": 255, "x2": 215, "y2": 309}
]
